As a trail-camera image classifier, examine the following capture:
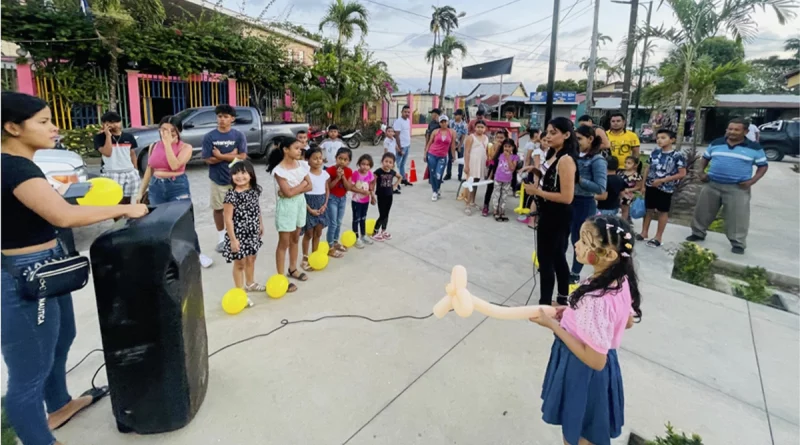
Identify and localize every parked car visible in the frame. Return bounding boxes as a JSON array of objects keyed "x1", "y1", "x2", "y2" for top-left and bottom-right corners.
[
  {"x1": 758, "y1": 119, "x2": 799, "y2": 162},
  {"x1": 126, "y1": 106, "x2": 308, "y2": 173},
  {"x1": 34, "y1": 147, "x2": 92, "y2": 188}
]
